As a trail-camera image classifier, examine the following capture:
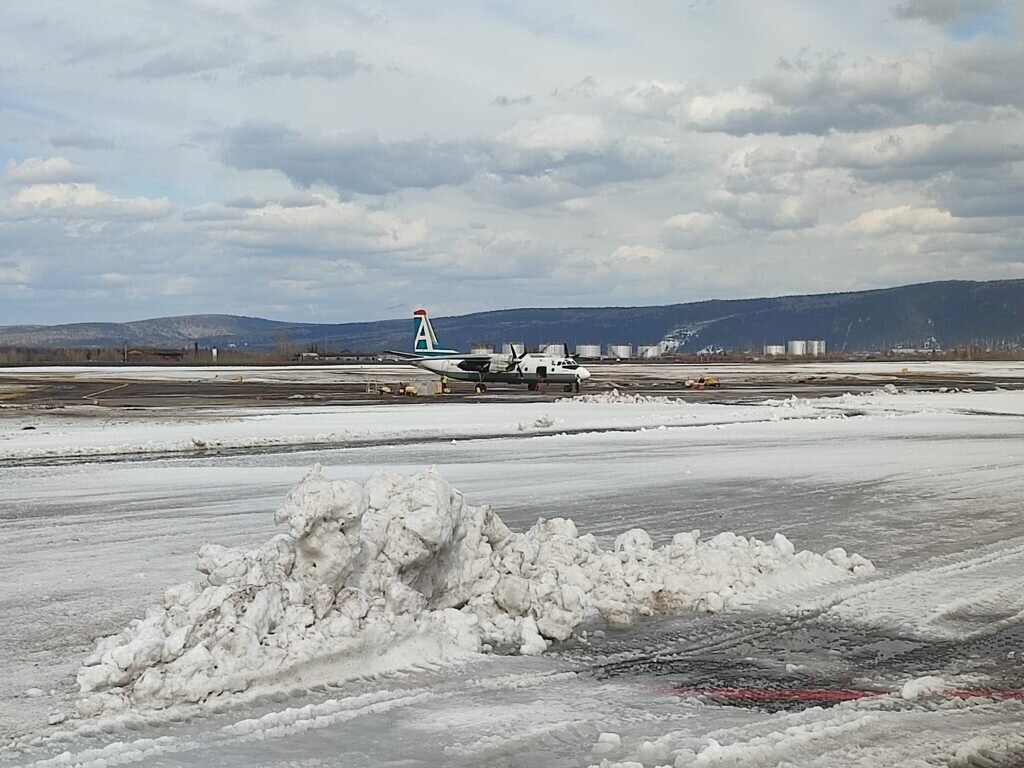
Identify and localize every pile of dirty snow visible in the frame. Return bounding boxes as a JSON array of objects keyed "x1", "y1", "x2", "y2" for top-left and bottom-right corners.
[
  {"x1": 574, "y1": 389, "x2": 682, "y2": 404},
  {"x1": 77, "y1": 466, "x2": 873, "y2": 714}
]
